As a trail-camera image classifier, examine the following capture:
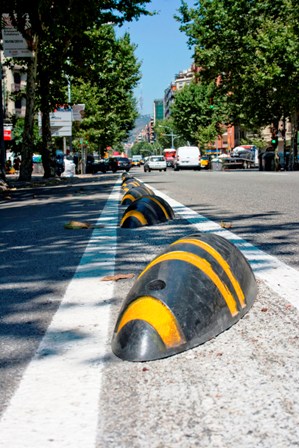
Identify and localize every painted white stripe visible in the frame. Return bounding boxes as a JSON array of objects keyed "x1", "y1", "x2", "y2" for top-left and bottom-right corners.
[
  {"x1": 147, "y1": 185, "x2": 299, "y2": 310},
  {"x1": 0, "y1": 180, "x2": 121, "y2": 448}
]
